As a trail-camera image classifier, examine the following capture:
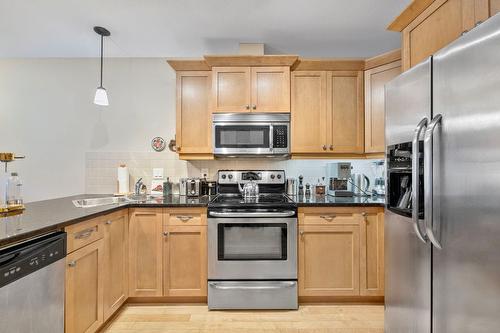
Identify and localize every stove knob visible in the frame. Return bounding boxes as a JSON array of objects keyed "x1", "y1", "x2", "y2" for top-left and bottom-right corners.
[
  {"x1": 270, "y1": 174, "x2": 275, "y2": 179},
  {"x1": 228, "y1": 174, "x2": 233, "y2": 180},
  {"x1": 221, "y1": 174, "x2": 227, "y2": 179},
  {"x1": 277, "y1": 174, "x2": 282, "y2": 179}
]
